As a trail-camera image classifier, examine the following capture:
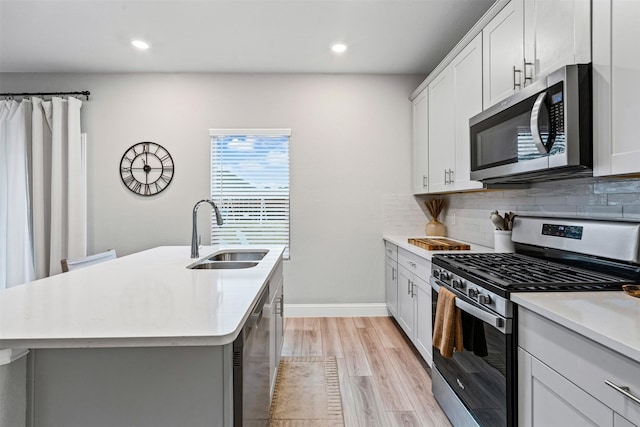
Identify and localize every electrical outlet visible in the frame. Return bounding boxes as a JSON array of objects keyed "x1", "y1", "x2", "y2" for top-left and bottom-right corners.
[{"x1": 451, "y1": 212, "x2": 456, "y2": 225}]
